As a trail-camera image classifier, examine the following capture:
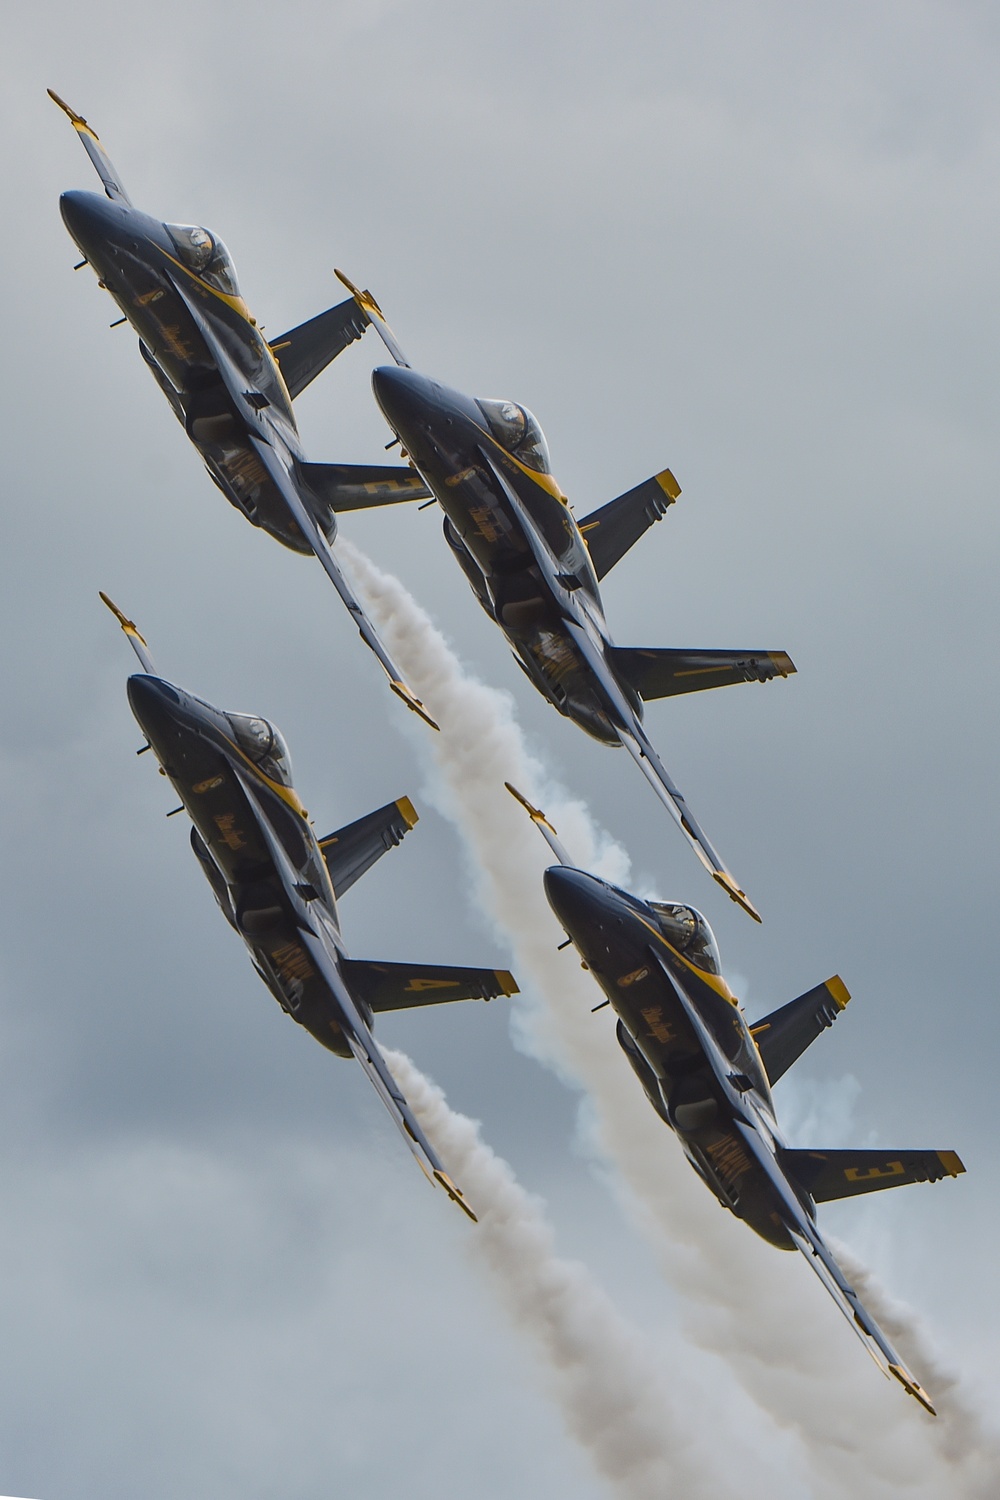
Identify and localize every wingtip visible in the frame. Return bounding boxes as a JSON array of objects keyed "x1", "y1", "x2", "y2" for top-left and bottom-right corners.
[
  {"x1": 395, "y1": 795, "x2": 419, "y2": 830},
  {"x1": 891, "y1": 1366, "x2": 937, "y2": 1416},
  {"x1": 47, "y1": 87, "x2": 79, "y2": 120},
  {"x1": 769, "y1": 650, "x2": 797, "y2": 677},
  {"x1": 435, "y1": 1170, "x2": 478, "y2": 1222},
  {"x1": 494, "y1": 970, "x2": 519, "y2": 998},
  {"x1": 826, "y1": 974, "x2": 851, "y2": 1009},
  {"x1": 655, "y1": 468, "x2": 682, "y2": 501},
  {"x1": 714, "y1": 871, "x2": 762, "y2": 923},
  {"x1": 504, "y1": 781, "x2": 553, "y2": 833},
  {"x1": 335, "y1": 267, "x2": 385, "y2": 321},
  {"x1": 99, "y1": 589, "x2": 139, "y2": 637},
  {"x1": 389, "y1": 681, "x2": 439, "y2": 731},
  {"x1": 48, "y1": 87, "x2": 97, "y2": 139}
]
